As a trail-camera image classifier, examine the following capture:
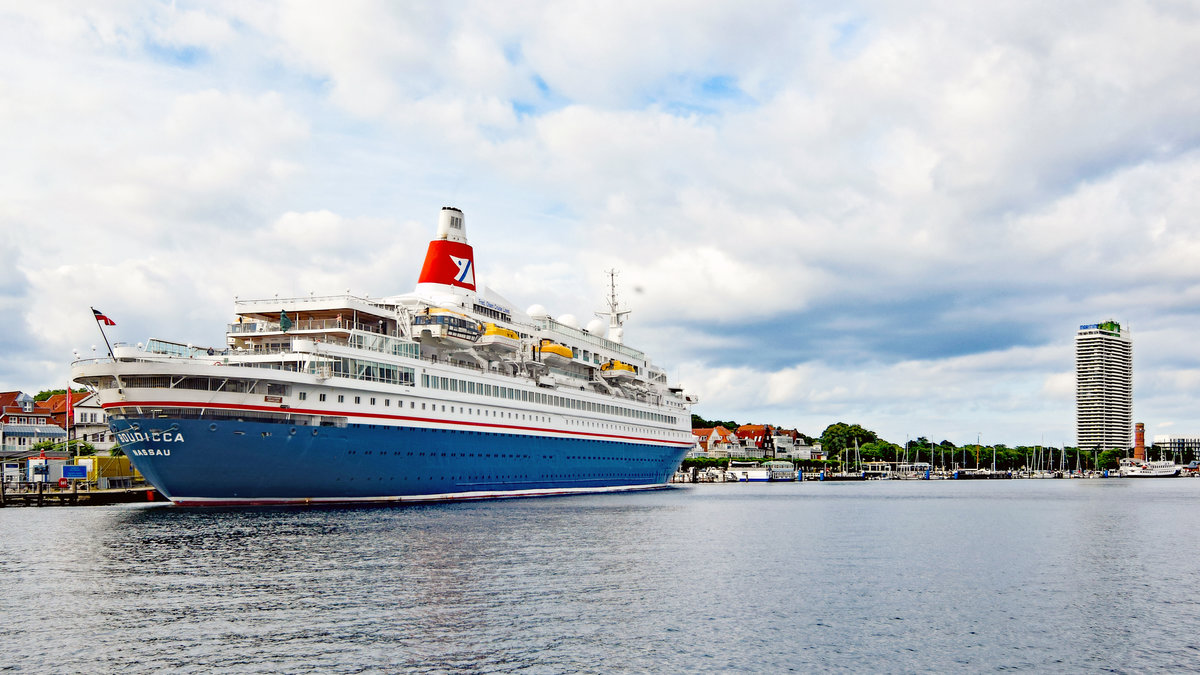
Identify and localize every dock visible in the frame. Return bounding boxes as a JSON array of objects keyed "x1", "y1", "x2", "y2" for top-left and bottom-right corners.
[{"x1": 0, "y1": 482, "x2": 164, "y2": 507}]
